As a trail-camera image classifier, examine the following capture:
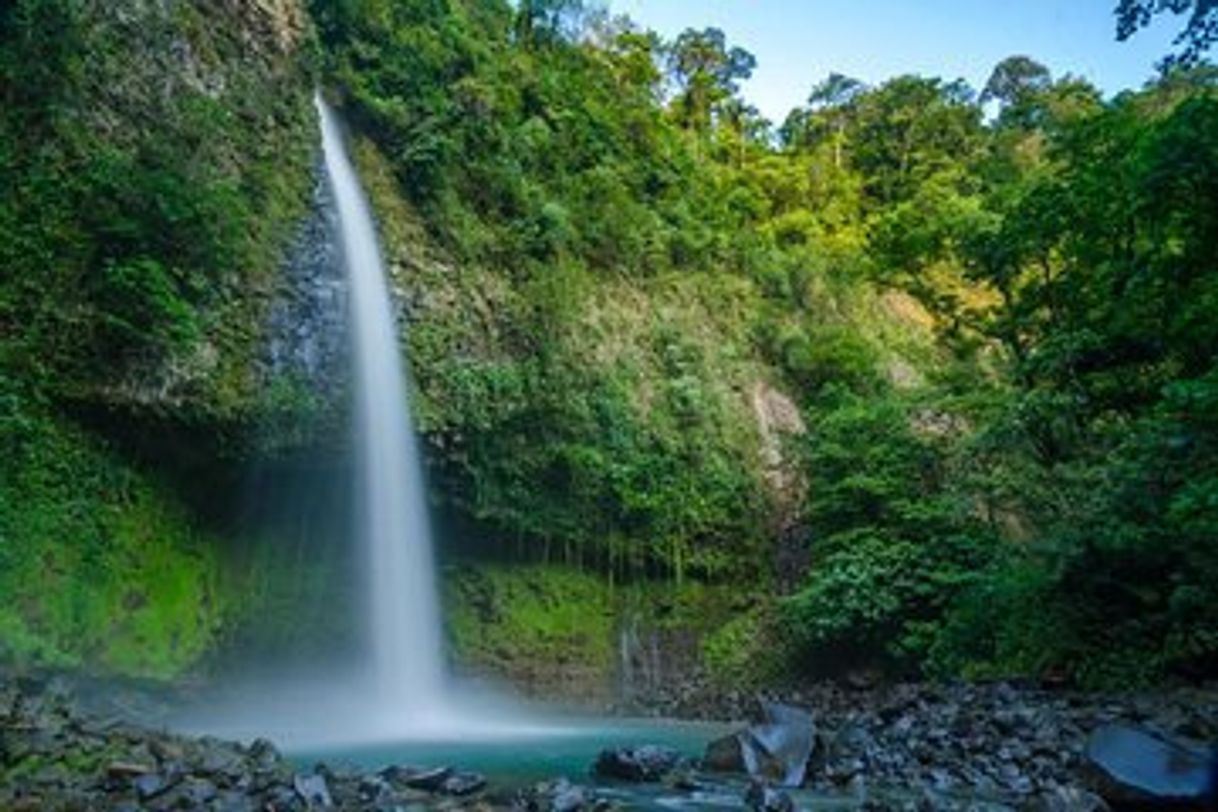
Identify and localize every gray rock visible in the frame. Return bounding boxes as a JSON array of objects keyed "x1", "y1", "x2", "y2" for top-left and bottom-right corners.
[
  {"x1": 1027, "y1": 785, "x2": 1110, "y2": 811},
  {"x1": 177, "y1": 777, "x2": 219, "y2": 806},
  {"x1": 358, "y1": 774, "x2": 393, "y2": 802},
  {"x1": 703, "y1": 702, "x2": 818, "y2": 787},
  {"x1": 294, "y1": 772, "x2": 333, "y2": 807},
  {"x1": 703, "y1": 732, "x2": 747, "y2": 773},
  {"x1": 516, "y1": 778, "x2": 593, "y2": 812},
  {"x1": 594, "y1": 745, "x2": 682, "y2": 782},
  {"x1": 381, "y1": 764, "x2": 452, "y2": 791},
  {"x1": 548, "y1": 778, "x2": 590, "y2": 812},
  {"x1": 131, "y1": 771, "x2": 174, "y2": 801},
  {"x1": 744, "y1": 702, "x2": 818, "y2": 787},
  {"x1": 743, "y1": 780, "x2": 795, "y2": 812},
  {"x1": 441, "y1": 771, "x2": 487, "y2": 796}
]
